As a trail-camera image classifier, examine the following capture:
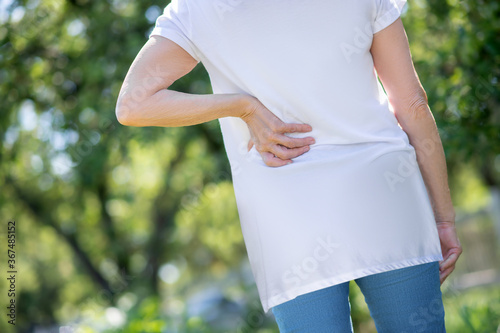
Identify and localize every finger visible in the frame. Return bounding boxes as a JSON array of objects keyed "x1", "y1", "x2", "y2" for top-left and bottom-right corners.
[
  {"x1": 440, "y1": 268, "x2": 449, "y2": 284},
  {"x1": 247, "y1": 139, "x2": 254, "y2": 152},
  {"x1": 439, "y1": 252, "x2": 458, "y2": 272},
  {"x1": 277, "y1": 122, "x2": 313, "y2": 134},
  {"x1": 271, "y1": 145, "x2": 311, "y2": 160},
  {"x1": 439, "y1": 260, "x2": 456, "y2": 281},
  {"x1": 439, "y1": 265, "x2": 455, "y2": 284},
  {"x1": 276, "y1": 134, "x2": 316, "y2": 149},
  {"x1": 261, "y1": 151, "x2": 292, "y2": 167}
]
